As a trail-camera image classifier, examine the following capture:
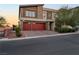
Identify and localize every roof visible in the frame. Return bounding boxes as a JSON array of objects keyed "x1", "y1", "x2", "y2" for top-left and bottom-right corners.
[
  {"x1": 43, "y1": 8, "x2": 58, "y2": 12},
  {"x1": 20, "y1": 4, "x2": 44, "y2": 8},
  {"x1": 19, "y1": 4, "x2": 58, "y2": 13}
]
